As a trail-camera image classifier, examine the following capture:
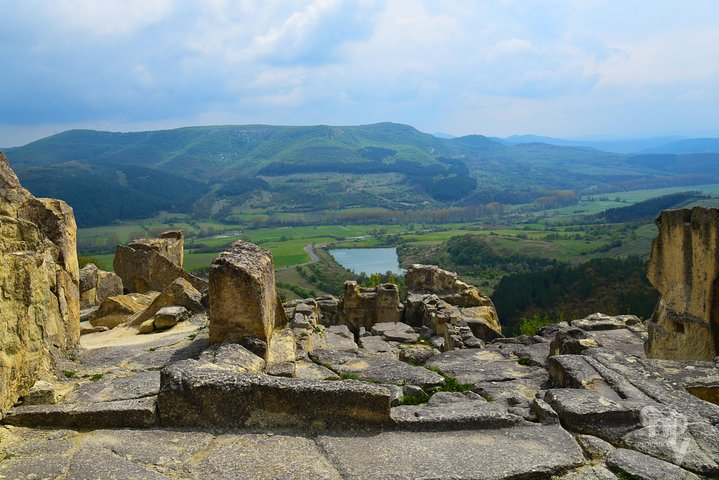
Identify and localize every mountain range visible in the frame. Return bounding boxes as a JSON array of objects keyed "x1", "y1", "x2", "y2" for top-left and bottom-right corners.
[{"x1": 4, "y1": 122, "x2": 719, "y2": 226}]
